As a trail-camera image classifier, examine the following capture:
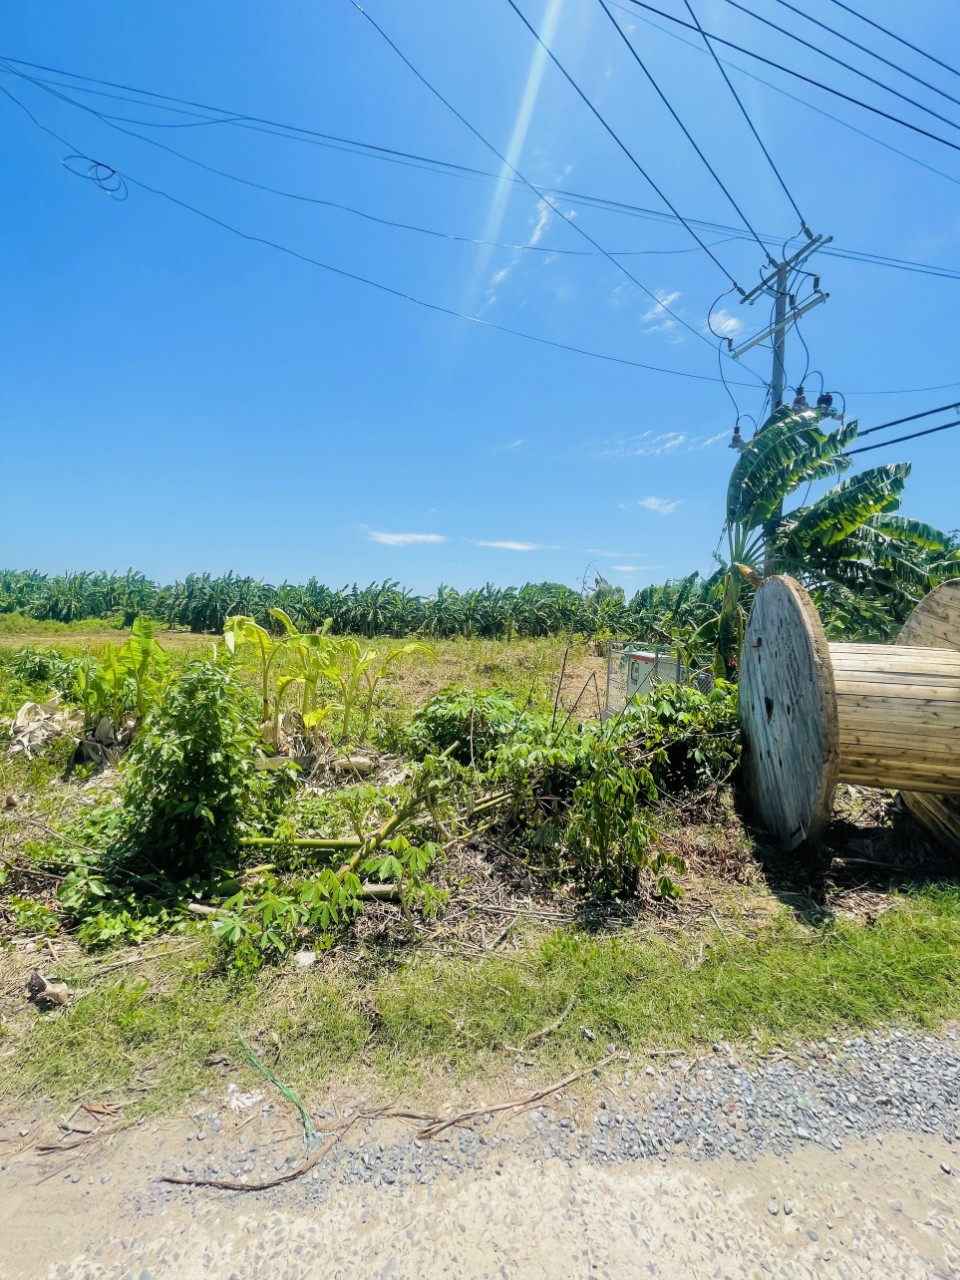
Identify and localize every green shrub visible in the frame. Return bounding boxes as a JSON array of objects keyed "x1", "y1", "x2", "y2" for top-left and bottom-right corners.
[
  {"x1": 117, "y1": 658, "x2": 289, "y2": 880},
  {"x1": 1, "y1": 646, "x2": 89, "y2": 711},
  {"x1": 402, "y1": 686, "x2": 544, "y2": 765},
  {"x1": 481, "y1": 682, "x2": 739, "y2": 897},
  {"x1": 609, "y1": 681, "x2": 740, "y2": 791}
]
